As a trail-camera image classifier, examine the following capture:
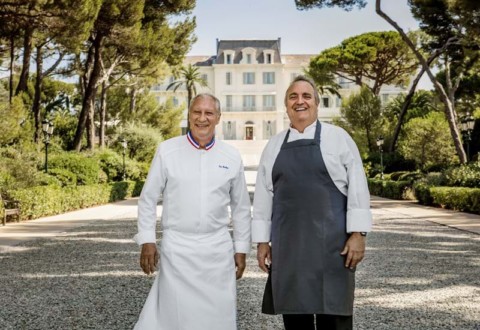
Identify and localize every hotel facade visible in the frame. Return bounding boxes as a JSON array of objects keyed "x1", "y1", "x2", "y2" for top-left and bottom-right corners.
[{"x1": 151, "y1": 39, "x2": 405, "y2": 142}]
